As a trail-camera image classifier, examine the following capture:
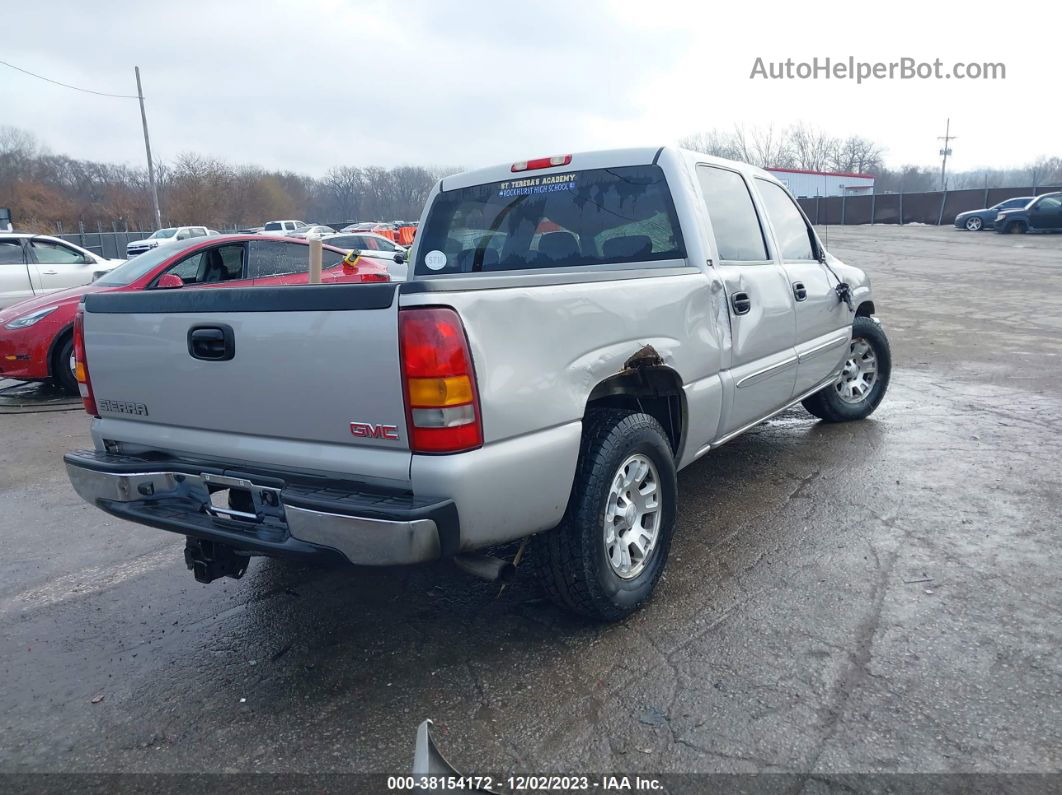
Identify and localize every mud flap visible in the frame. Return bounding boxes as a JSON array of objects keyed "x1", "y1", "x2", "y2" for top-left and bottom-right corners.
[{"x1": 413, "y1": 720, "x2": 494, "y2": 793}]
